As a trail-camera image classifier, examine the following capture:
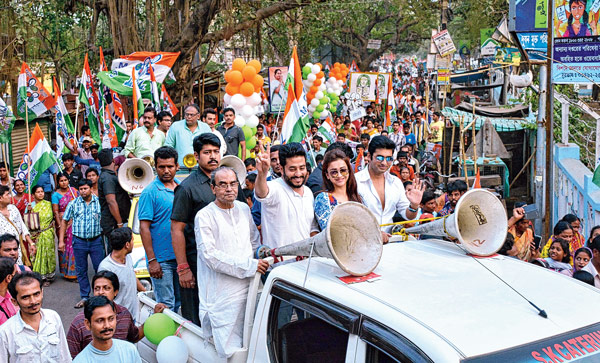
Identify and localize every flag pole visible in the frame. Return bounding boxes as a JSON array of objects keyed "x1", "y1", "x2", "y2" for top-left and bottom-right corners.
[
  {"x1": 74, "y1": 96, "x2": 80, "y2": 144},
  {"x1": 24, "y1": 100, "x2": 31, "y2": 204}
]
